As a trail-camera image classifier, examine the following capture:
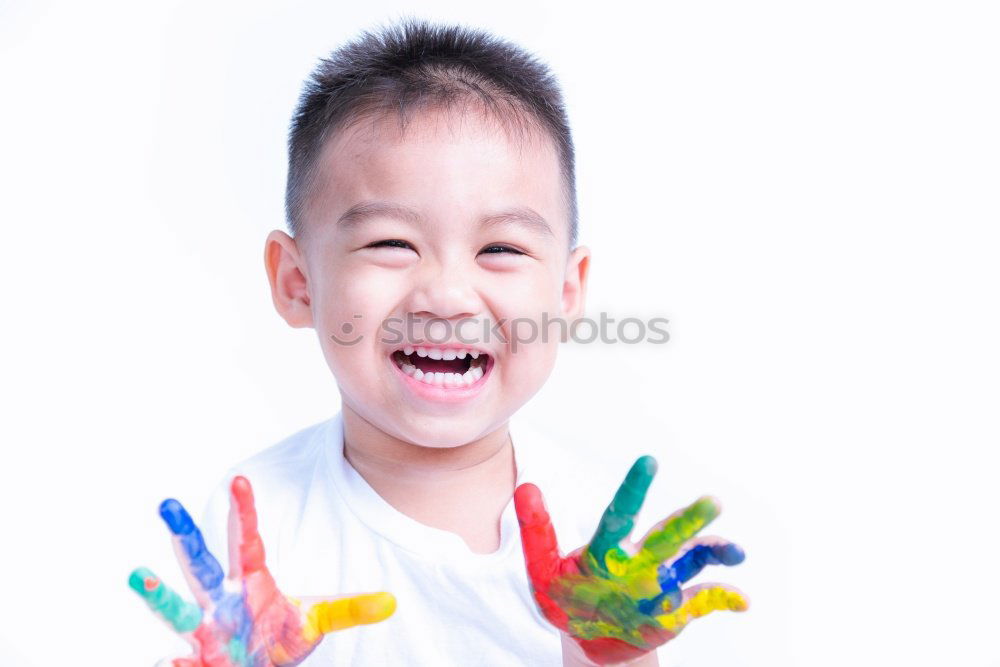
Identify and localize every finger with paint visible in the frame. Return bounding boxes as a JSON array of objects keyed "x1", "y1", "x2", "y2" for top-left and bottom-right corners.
[
  {"x1": 583, "y1": 455, "x2": 658, "y2": 578},
  {"x1": 128, "y1": 567, "x2": 202, "y2": 635},
  {"x1": 159, "y1": 498, "x2": 227, "y2": 607},
  {"x1": 514, "y1": 456, "x2": 749, "y2": 666},
  {"x1": 128, "y1": 565, "x2": 235, "y2": 667},
  {"x1": 129, "y1": 476, "x2": 396, "y2": 666},
  {"x1": 635, "y1": 535, "x2": 745, "y2": 616}
]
